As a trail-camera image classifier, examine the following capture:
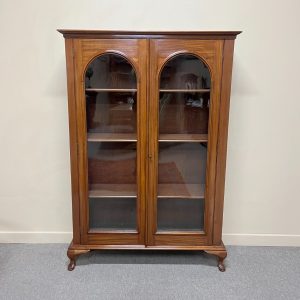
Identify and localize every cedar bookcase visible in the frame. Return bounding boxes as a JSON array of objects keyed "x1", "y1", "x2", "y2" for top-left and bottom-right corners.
[{"x1": 58, "y1": 30, "x2": 241, "y2": 271}]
